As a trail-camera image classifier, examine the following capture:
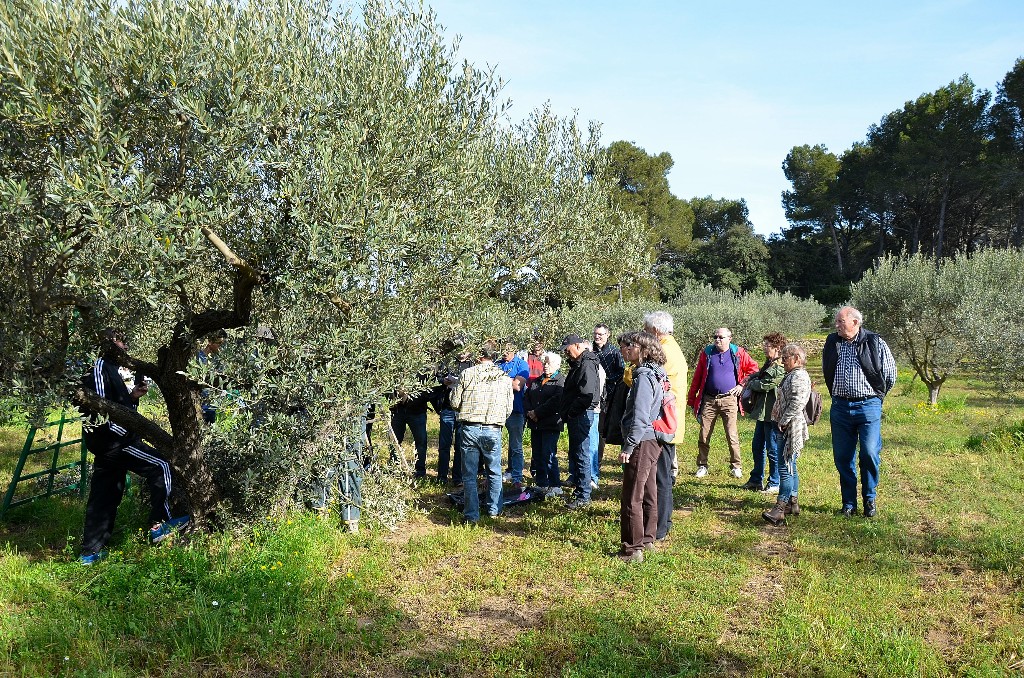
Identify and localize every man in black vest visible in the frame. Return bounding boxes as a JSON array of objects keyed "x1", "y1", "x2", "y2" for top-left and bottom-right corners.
[{"x1": 822, "y1": 306, "x2": 897, "y2": 518}]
